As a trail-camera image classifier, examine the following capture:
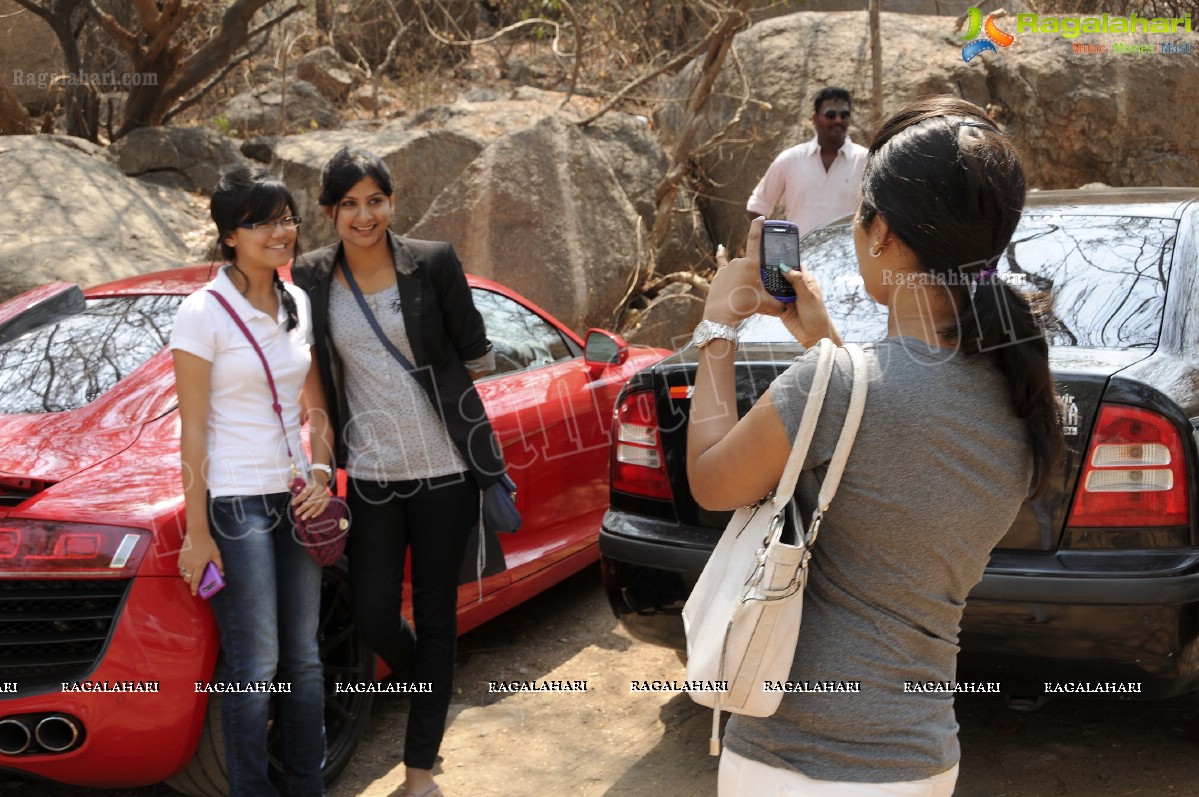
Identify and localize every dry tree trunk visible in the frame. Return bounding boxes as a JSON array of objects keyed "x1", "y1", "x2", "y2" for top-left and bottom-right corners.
[
  {"x1": 868, "y1": 0, "x2": 882, "y2": 134},
  {"x1": 649, "y1": 0, "x2": 753, "y2": 259}
]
